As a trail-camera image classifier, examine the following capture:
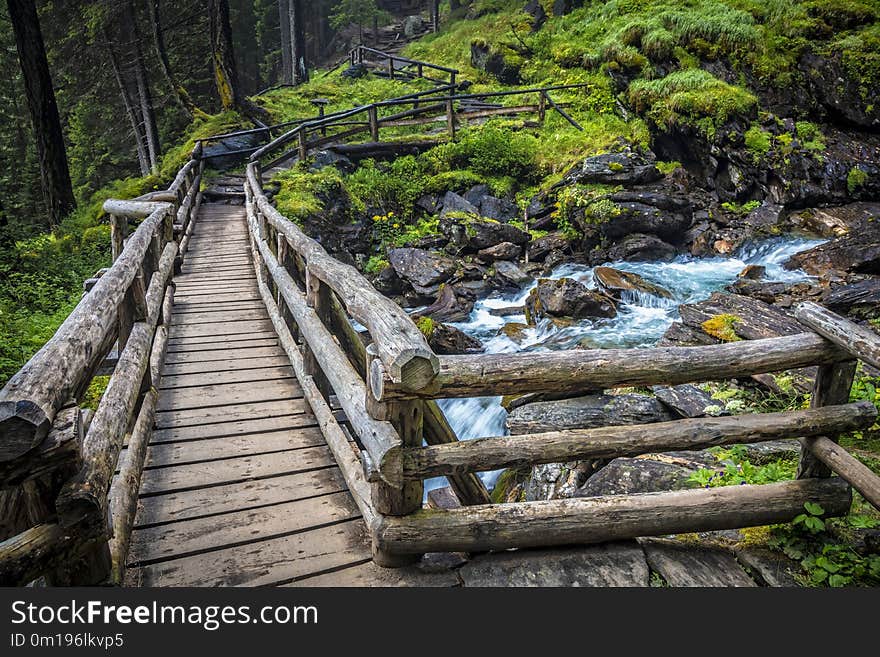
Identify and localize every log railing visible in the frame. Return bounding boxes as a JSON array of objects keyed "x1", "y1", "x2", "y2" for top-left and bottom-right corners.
[
  {"x1": 349, "y1": 45, "x2": 459, "y2": 86},
  {"x1": 244, "y1": 138, "x2": 880, "y2": 563},
  {"x1": 0, "y1": 145, "x2": 204, "y2": 585}
]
